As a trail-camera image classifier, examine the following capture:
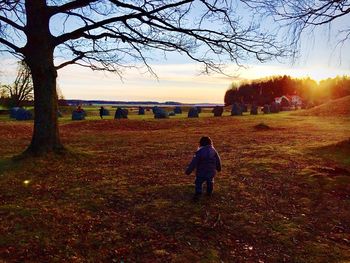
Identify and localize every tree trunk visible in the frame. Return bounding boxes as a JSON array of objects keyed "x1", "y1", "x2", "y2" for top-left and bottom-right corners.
[
  {"x1": 23, "y1": 0, "x2": 64, "y2": 155},
  {"x1": 24, "y1": 61, "x2": 64, "y2": 155}
]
